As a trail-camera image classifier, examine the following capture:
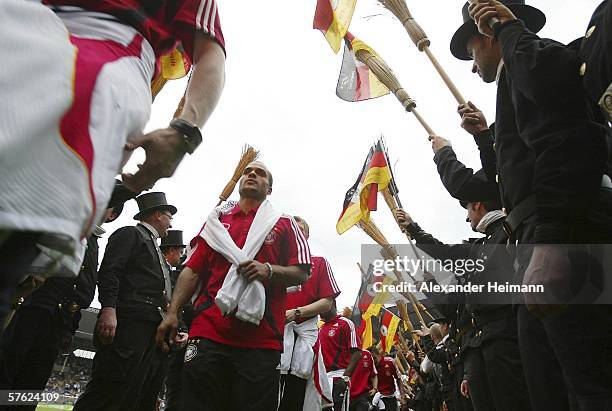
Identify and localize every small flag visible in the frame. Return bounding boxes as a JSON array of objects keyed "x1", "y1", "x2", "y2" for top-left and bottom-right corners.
[
  {"x1": 336, "y1": 33, "x2": 390, "y2": 102},
  {"x1": 313, "y1": 0, "x2": 357, "y2": 54},
  {"x1": 336, "y1": 139, "x2": 393, "y2": 234},
  {"x1": 361, "y1": 315, "x2": 373, "y2": 349},
  {"x1": 380, "y1": 309, "x2": 401, "y2": 353},
  {"x1": 151, "y1": 44, "x2": 192, "y2": 99}
]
